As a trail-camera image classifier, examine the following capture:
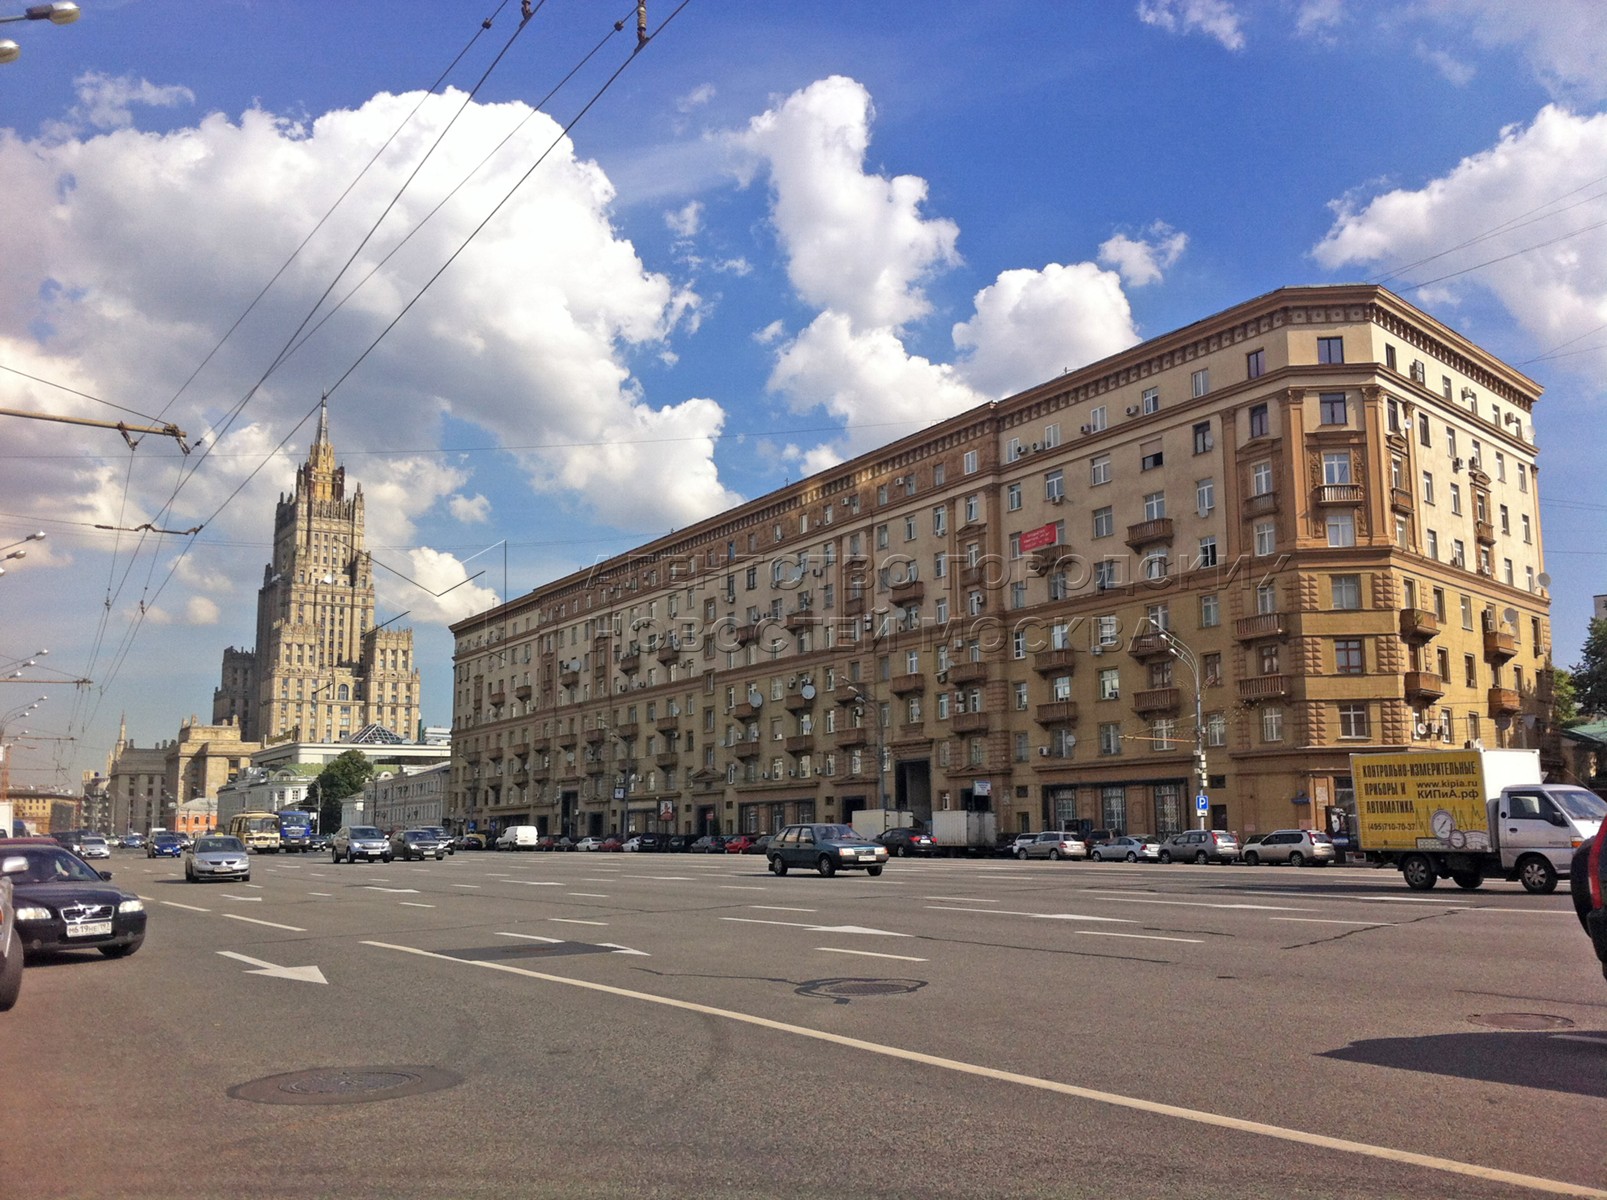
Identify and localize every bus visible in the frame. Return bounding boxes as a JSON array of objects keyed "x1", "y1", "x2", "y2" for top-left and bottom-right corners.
[
  {"x1": 228, "y1": 811, "x2": 282, "y2": 853},
  {"x1": 276, "y1": 808, "x2": 314, "y2": 853}
]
